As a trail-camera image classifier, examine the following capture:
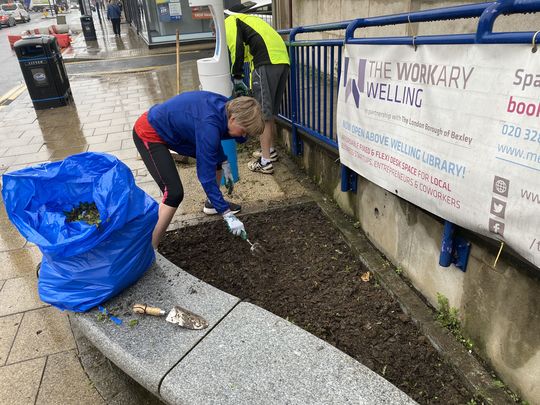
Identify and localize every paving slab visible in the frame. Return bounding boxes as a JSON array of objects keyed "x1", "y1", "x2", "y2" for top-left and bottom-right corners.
[
  {"x1": 35, "y1": 350, "x2": 104, "y2": 405},
  {"x1": 0, "y1": 313, "x2": 23, "y2": 366},
  {"x1": 0, "y1": 201, "x2": 28, "y2": 252},
  {"x1": 0, "y1": 246, "x2": 42, "y2": 280},
  {"x1": 161, "y1": 302, "x2": 416, "y2": 405},
  {"x1": 7, "y1": 307, "x2": 75, "y2": 364},
  {"x1": 0, "y1": 357, "x2": 46, "y2": 405},
  {"x1": 0, "y1": 276, "x2": 48, "y2": 317},
  {"x1": 71, "y1": 253, "x2": 240, "y2": 394}
]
